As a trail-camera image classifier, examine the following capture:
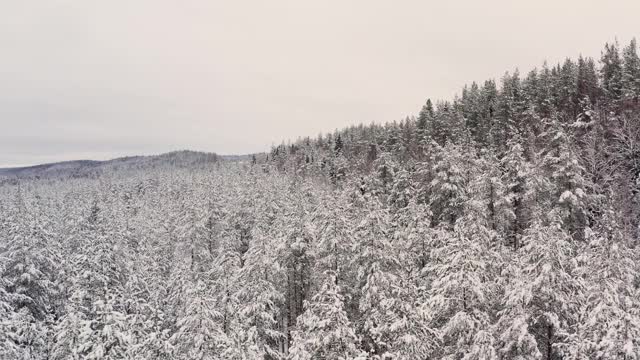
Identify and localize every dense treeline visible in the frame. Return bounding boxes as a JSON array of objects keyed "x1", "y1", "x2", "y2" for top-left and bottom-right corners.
[
  {"x1": 0, "y1": 40, "x2": 639, "y2": 359},
  {"x1": 269, "y1": 39, "x2": 640, "y2": 245},
  {"x1": 265, "y1": 38, "x2": 640, "y2": 358}
]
